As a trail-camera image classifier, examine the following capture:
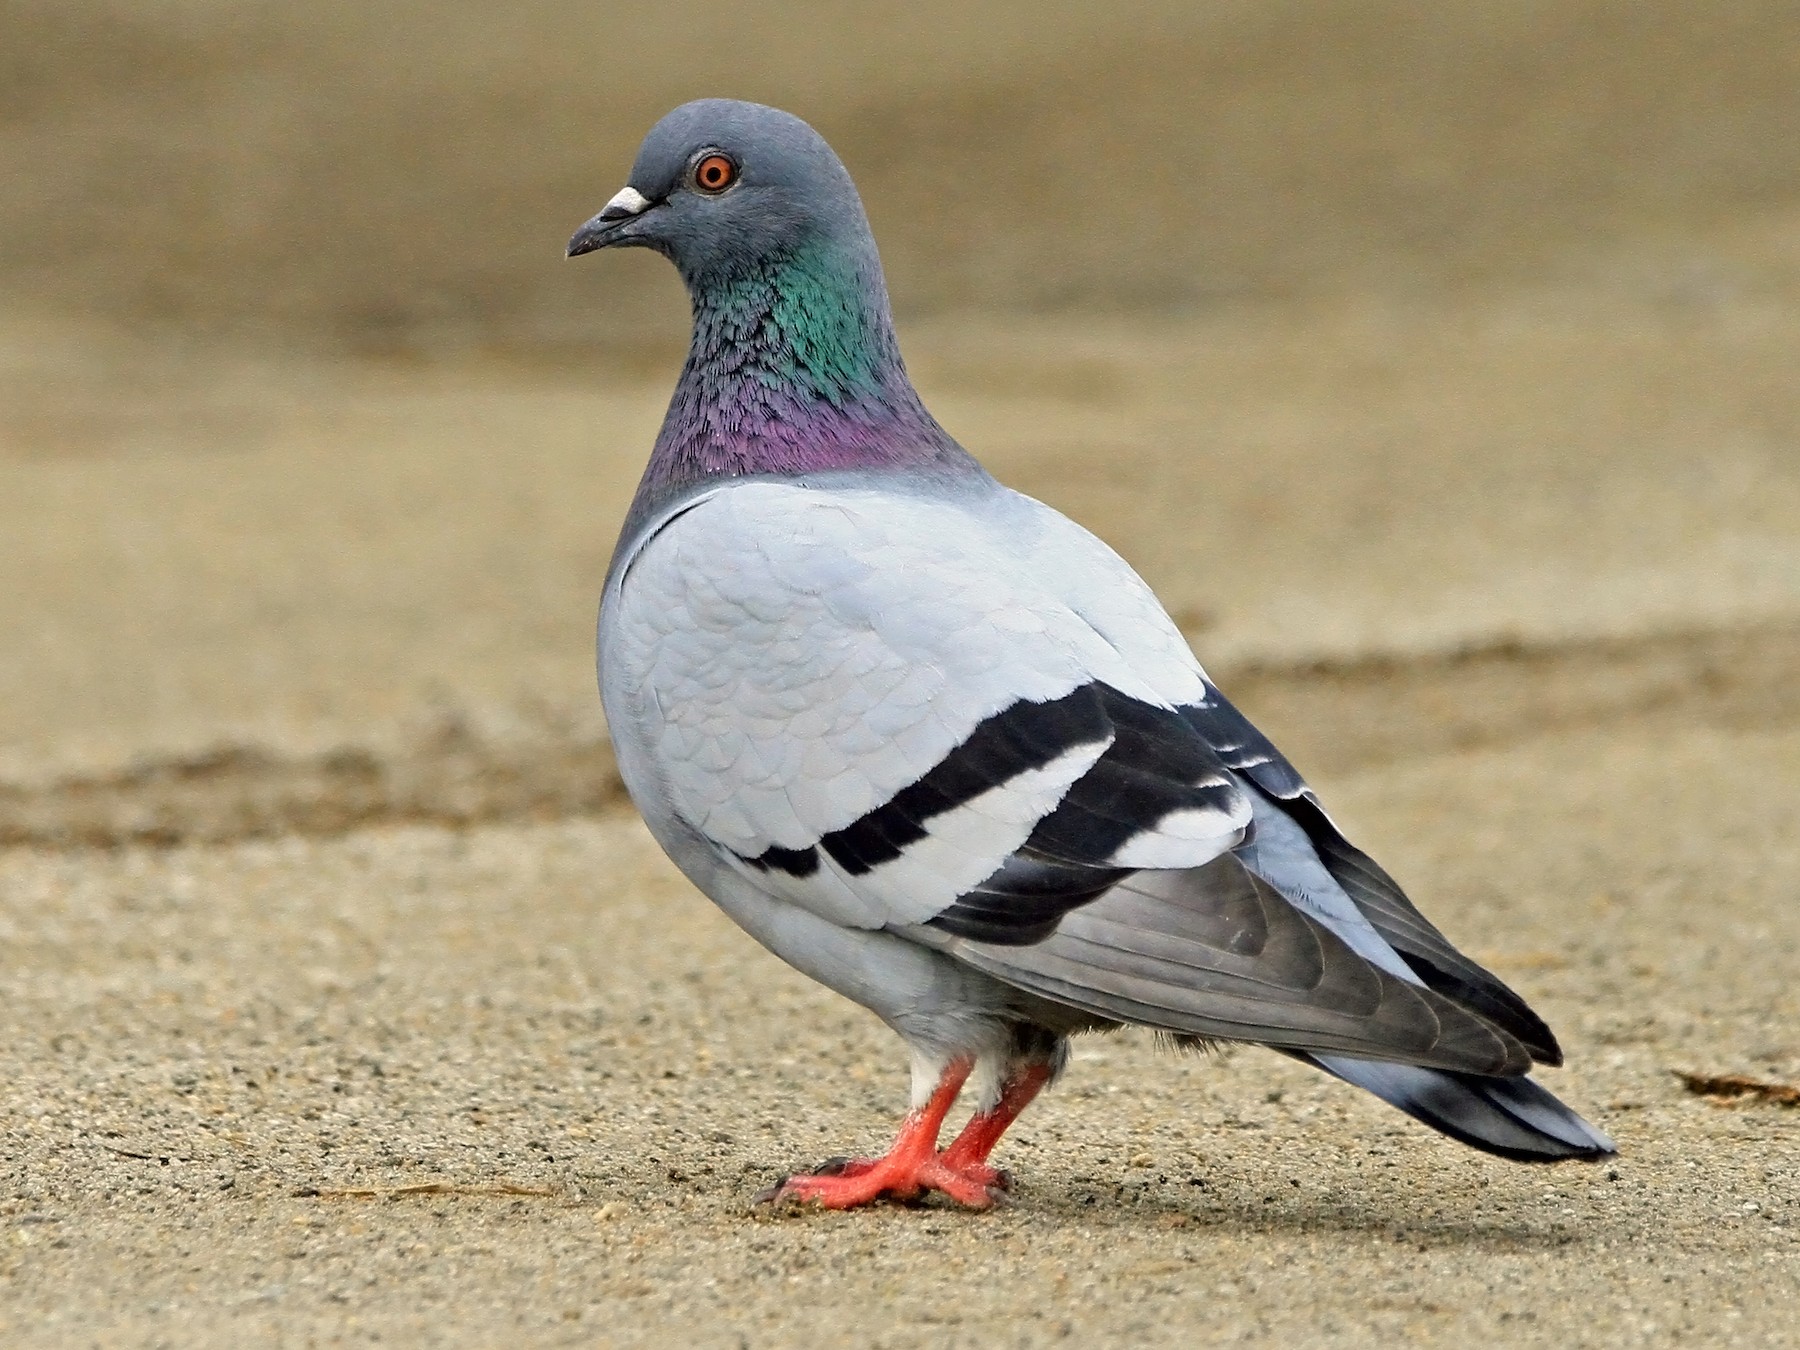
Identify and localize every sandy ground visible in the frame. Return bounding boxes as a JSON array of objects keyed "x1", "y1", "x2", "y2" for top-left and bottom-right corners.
[
  {"x1": 5, "y1": 1, "x2": 1800, "y2": 1344},
  {"x1": 1, "y1": 709, "x2": 1796, "y2": 1346}
]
